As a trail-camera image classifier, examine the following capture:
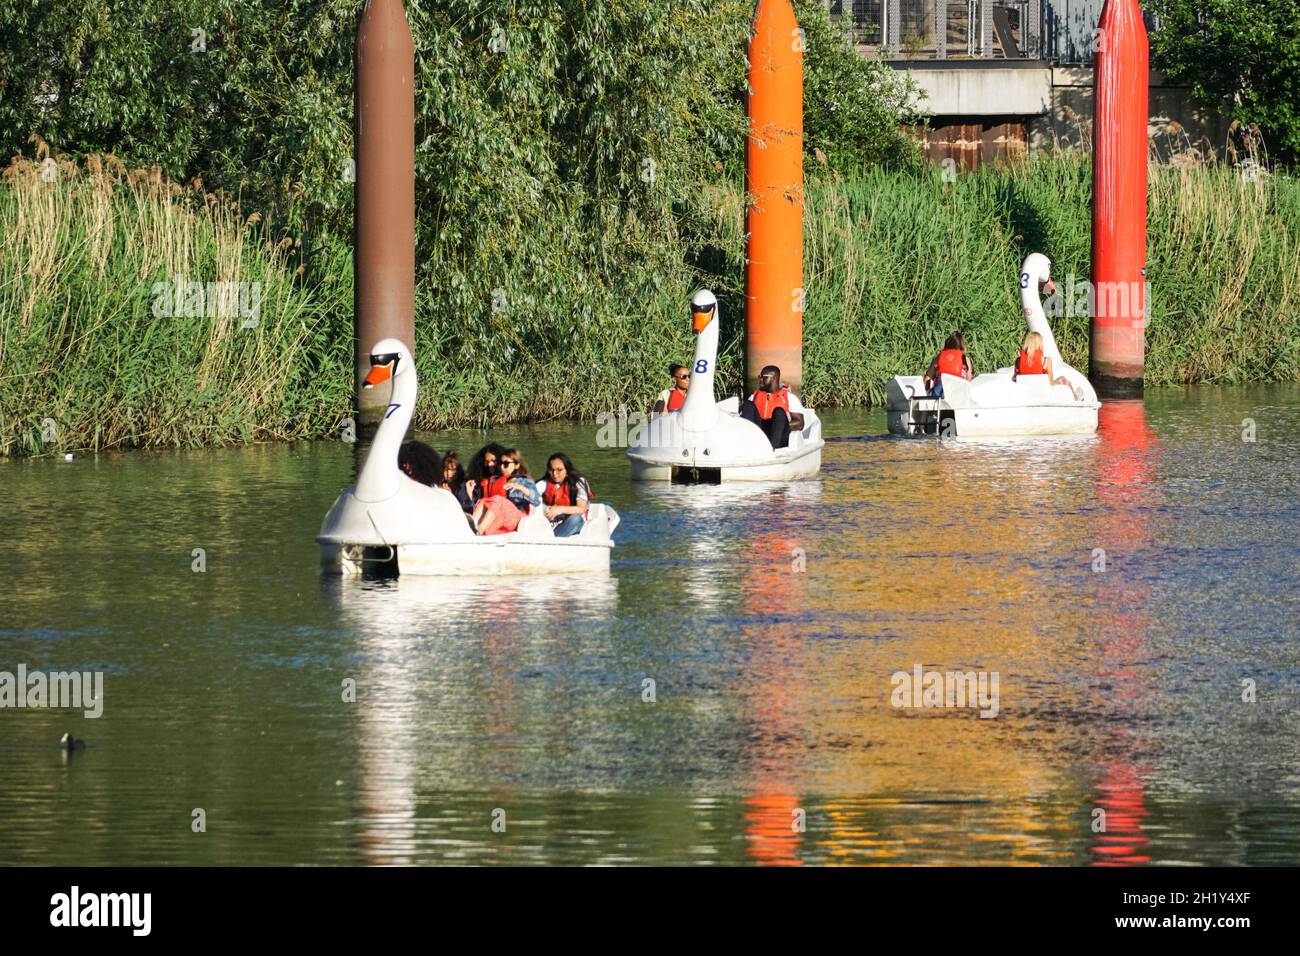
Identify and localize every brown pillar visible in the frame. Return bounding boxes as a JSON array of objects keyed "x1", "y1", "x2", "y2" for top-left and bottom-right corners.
[{"x1": 354, "y1": 0, "x2": 416, "y2": 447}]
